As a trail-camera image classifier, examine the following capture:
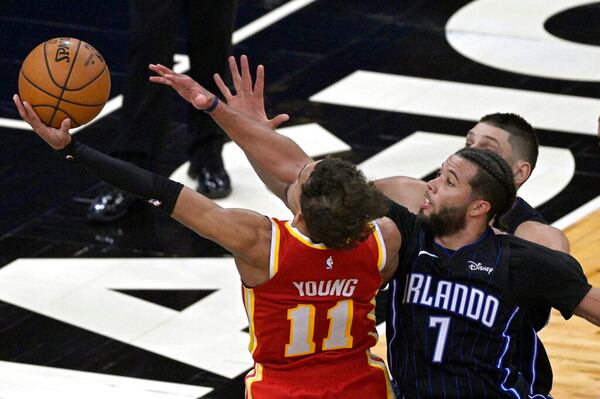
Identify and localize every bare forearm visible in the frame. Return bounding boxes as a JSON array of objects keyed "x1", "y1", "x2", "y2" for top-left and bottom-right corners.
[
  {"x1": 210, "y1": 101, "x2": 311, "y2": 185},
  {"x1": 374, "y1": 176, "x2": 426, "y2": 213},
  {"x1": 574, "y1": 287, "x2": 600, "y2": 327},
  {"x1": 245, "y1": 152, "x2": 289, "y2": 202}
]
